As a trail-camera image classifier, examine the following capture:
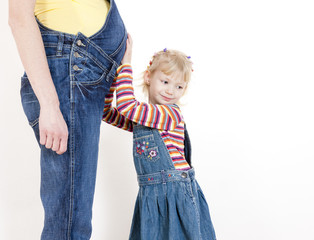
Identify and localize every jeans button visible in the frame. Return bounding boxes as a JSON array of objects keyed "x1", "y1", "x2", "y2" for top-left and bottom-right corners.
[
  {"x1": 181, "y1": 172, "x2": 188, "y2": 179},
  {"x1": 74, "y1": 52, "x2": 82, "y2": 58},
  {"x1": 73, "y1": 65, "x2": 81, "y2": 71},
  {"x1": 76, "y1": 39, "x2": 85, "y2": 47}
]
